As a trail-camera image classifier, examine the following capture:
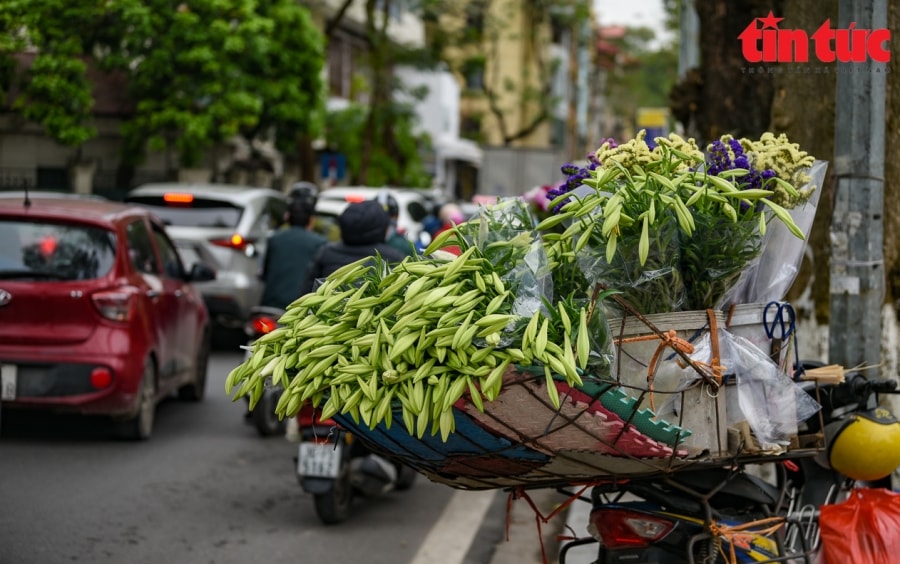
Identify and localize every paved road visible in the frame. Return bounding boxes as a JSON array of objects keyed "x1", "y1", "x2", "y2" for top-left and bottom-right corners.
[{"x1": 0, "y1": 350, "x2": 576, "y2": 564}]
